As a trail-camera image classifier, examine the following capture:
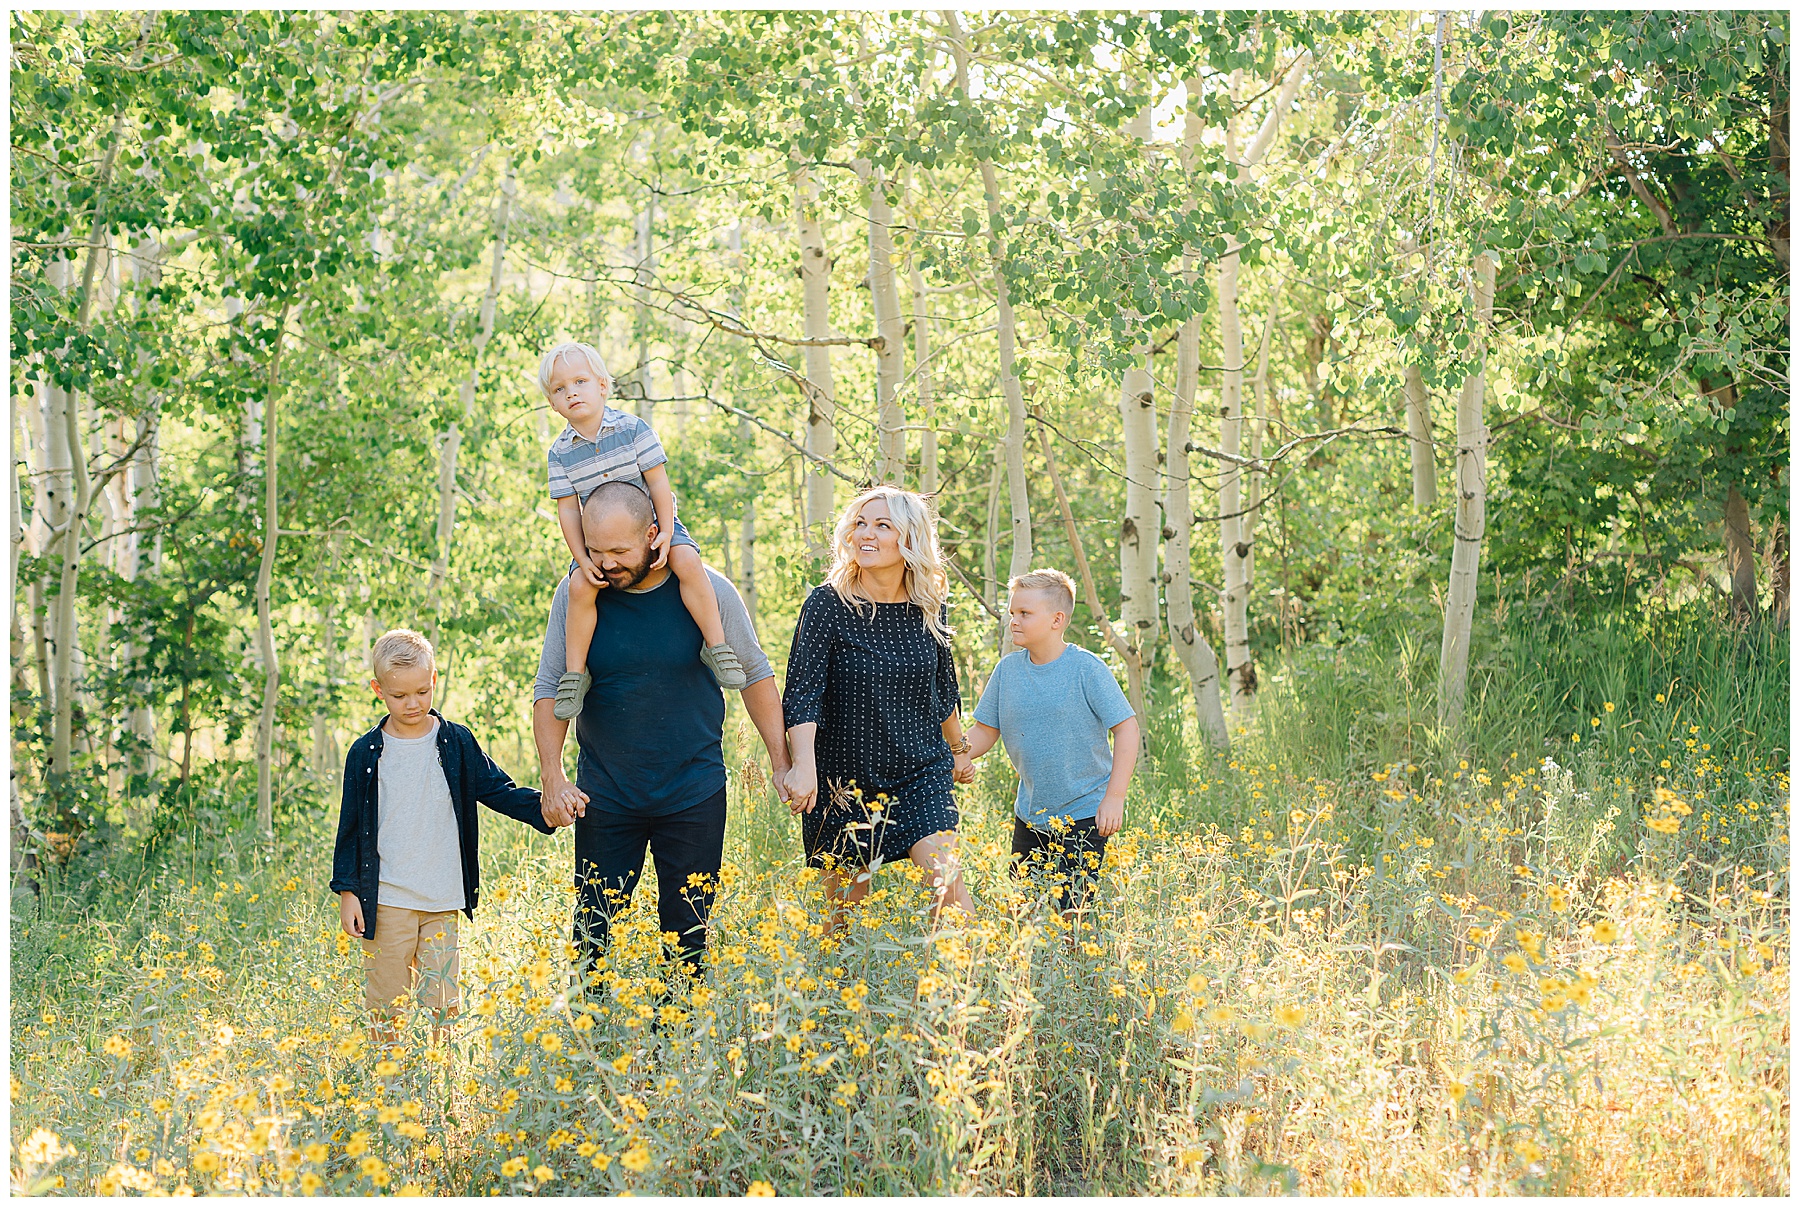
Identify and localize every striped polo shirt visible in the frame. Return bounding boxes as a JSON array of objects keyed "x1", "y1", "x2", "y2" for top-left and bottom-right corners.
[{"x1": 546, "y1": 407, "x2": 668, "y2": 501}]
